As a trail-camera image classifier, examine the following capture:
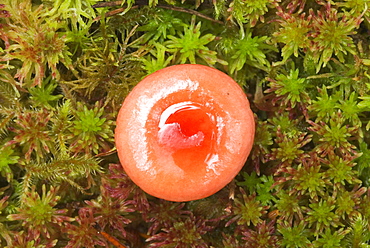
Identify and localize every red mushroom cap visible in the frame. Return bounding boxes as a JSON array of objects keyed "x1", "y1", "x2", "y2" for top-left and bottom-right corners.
[{"x1": 115, "y1": 64, "x2": 255, "y2": 202}]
